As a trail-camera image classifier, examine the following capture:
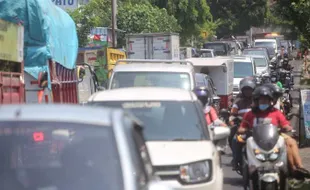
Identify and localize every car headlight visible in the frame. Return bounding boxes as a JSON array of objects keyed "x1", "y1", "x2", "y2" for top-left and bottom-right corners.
[{"x1": 179, "y1": 160, "x2": 211, "y2": 184}]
